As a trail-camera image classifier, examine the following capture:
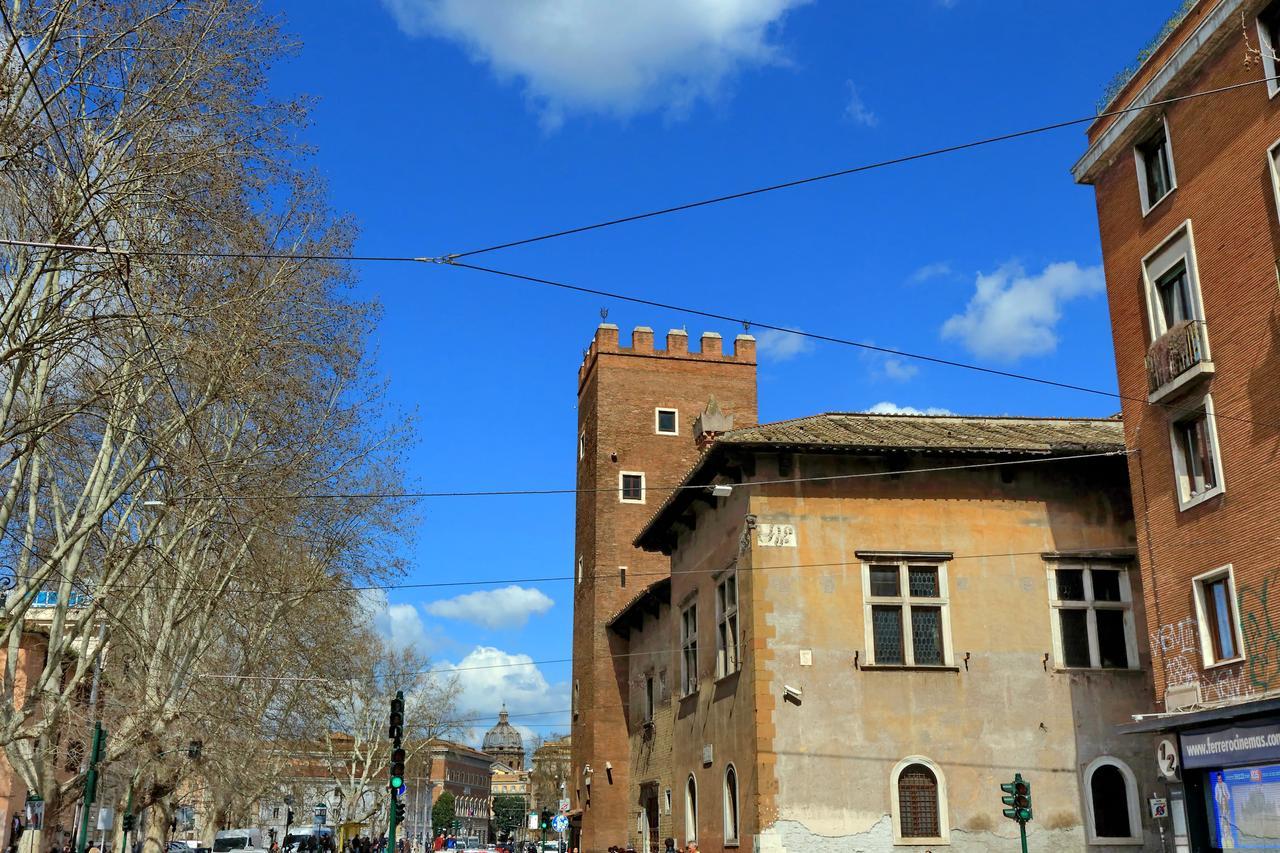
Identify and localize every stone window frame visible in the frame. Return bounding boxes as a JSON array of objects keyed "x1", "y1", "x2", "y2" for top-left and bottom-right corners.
[
  {"x1": 889, "y1": 755, "x2": 949, "y2": 845},
  {"x1": 680, "y1": 599, "x2": 699, "y2": 697},
  {"x1": 1140, "y1": 220, "x2": 1207, "y2": 343},
  {"x1": 684, "y1": 774, "x2": 698, "y2": 844},
  {"x1": 1083, "y1": 756, "x2": 1143, "y2": 845},
  {"x1": 715, "y1": 570, "x2": 740, "y2": 679},
  {"x1": 859, "y1": 556, "x2": 954, "y2": 668},
  {"x1": 1191, "y1": 564, "x2": 1246, "y2": 669},
  {"x1": 579, "y1": 426, "x2": 587, "y2": 461},
  {"x1": 1133, "y1": 114, "x2": 1177, "y2": 215},
  {"x1": 655, "y1": 407, "x2": 679, "y2": 436},
  {"x1": 722, "y1": 763, "x2": 740, "y2": 847},
  {"x1": 620, "y1": 471, "x2": 646, "y2": 504},
  {"x1": 1258, "y1": 1, "x2": 1280, "y2": 99},
  {"x1": 1167, "y1": 392, "x2": 1225, "y2": 511},
  {"x1": 1045, "y1": 560, "x2": 1140, "y2": 671}
]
